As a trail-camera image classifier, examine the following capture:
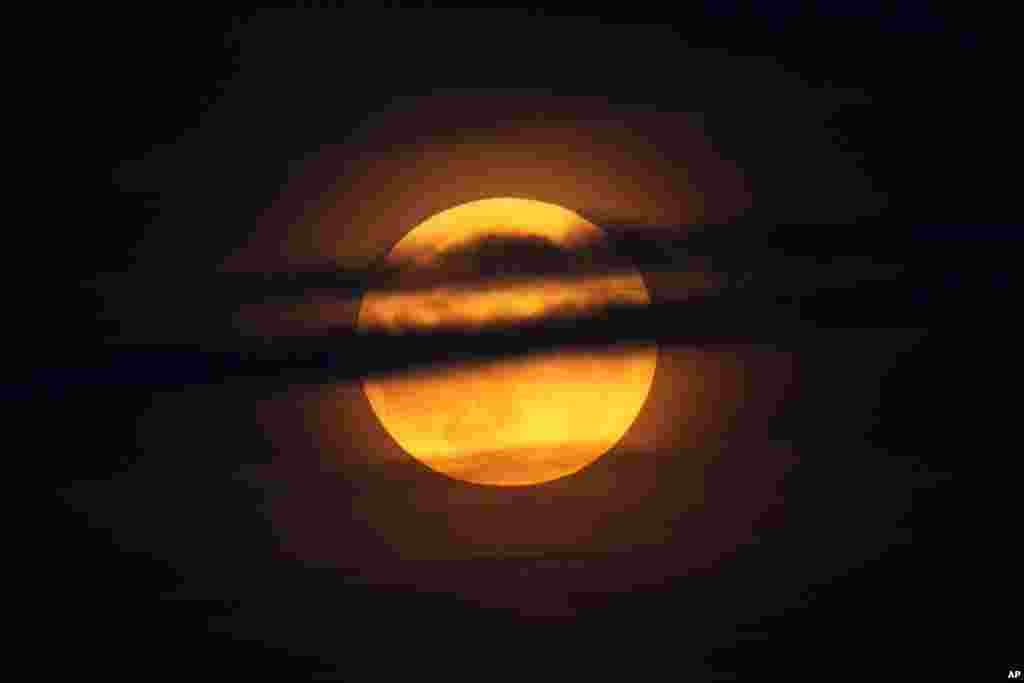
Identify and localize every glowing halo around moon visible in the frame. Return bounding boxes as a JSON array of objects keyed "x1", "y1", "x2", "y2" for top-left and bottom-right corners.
[{"x1": 357, "y1": 198, "x2": 657, "y2": 487}]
